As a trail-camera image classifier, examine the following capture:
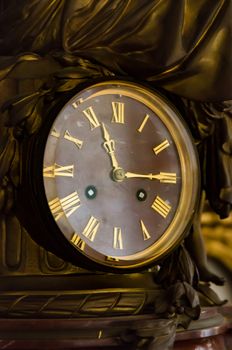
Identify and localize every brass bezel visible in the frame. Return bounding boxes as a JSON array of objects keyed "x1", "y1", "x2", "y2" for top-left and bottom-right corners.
[{"x1": 43, "y1": 80, "x2": 200, "y2": 271}]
